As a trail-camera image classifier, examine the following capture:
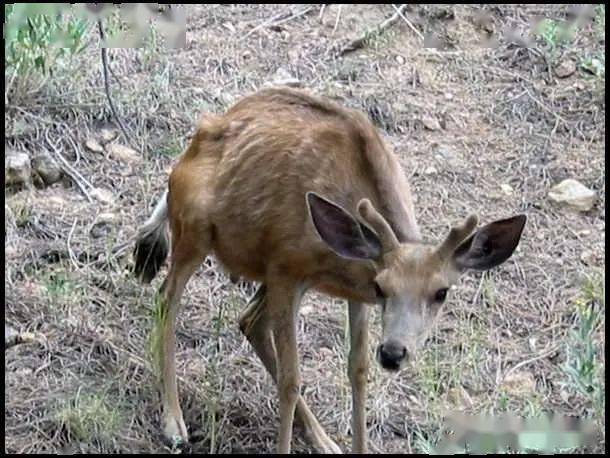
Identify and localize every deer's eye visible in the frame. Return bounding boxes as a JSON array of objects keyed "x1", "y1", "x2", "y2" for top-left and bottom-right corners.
[{"x1": 434, "y1": 288, "x2": 448, "y2": 303}]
